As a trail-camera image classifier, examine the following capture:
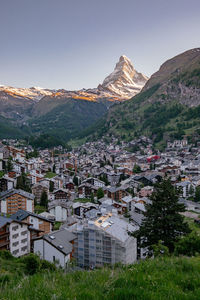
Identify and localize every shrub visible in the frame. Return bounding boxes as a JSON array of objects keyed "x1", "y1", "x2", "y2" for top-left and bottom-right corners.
[
  {"x1": 23, "y1": 254, "x2": 40, "y2": 275},
  {"x1": 0, "y1": 250, "x2": 14, "y2": 260}
]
